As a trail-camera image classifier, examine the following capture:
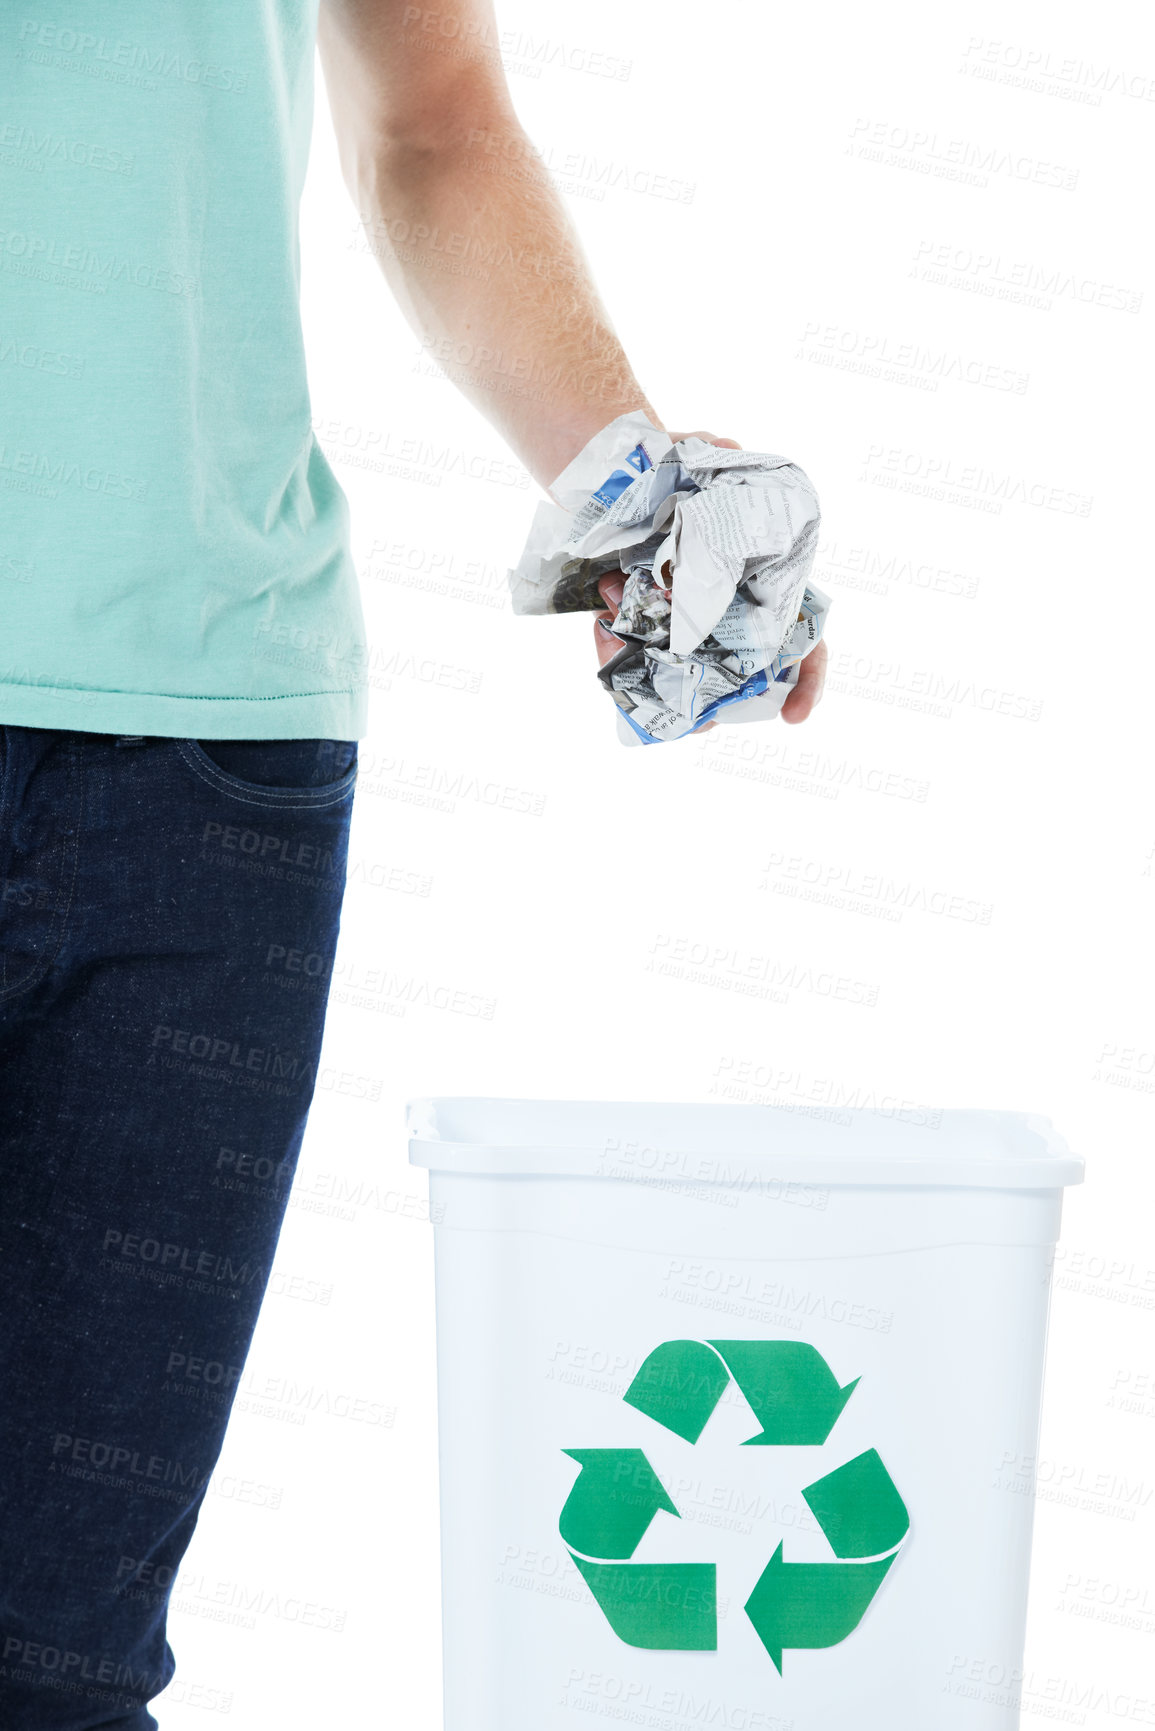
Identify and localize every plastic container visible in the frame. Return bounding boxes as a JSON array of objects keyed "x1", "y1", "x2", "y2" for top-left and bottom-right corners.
[{"x1": 408, "y1": 1097, "x2": 1083, "y2": 1730}]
